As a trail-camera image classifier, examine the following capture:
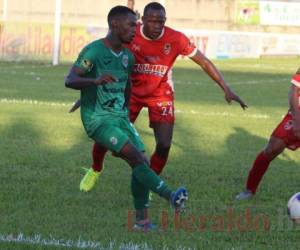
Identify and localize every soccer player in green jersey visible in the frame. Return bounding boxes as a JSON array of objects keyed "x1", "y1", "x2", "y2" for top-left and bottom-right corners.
[{"x1": 65, "y1": 5, "x2": 188, "y2": 231}]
